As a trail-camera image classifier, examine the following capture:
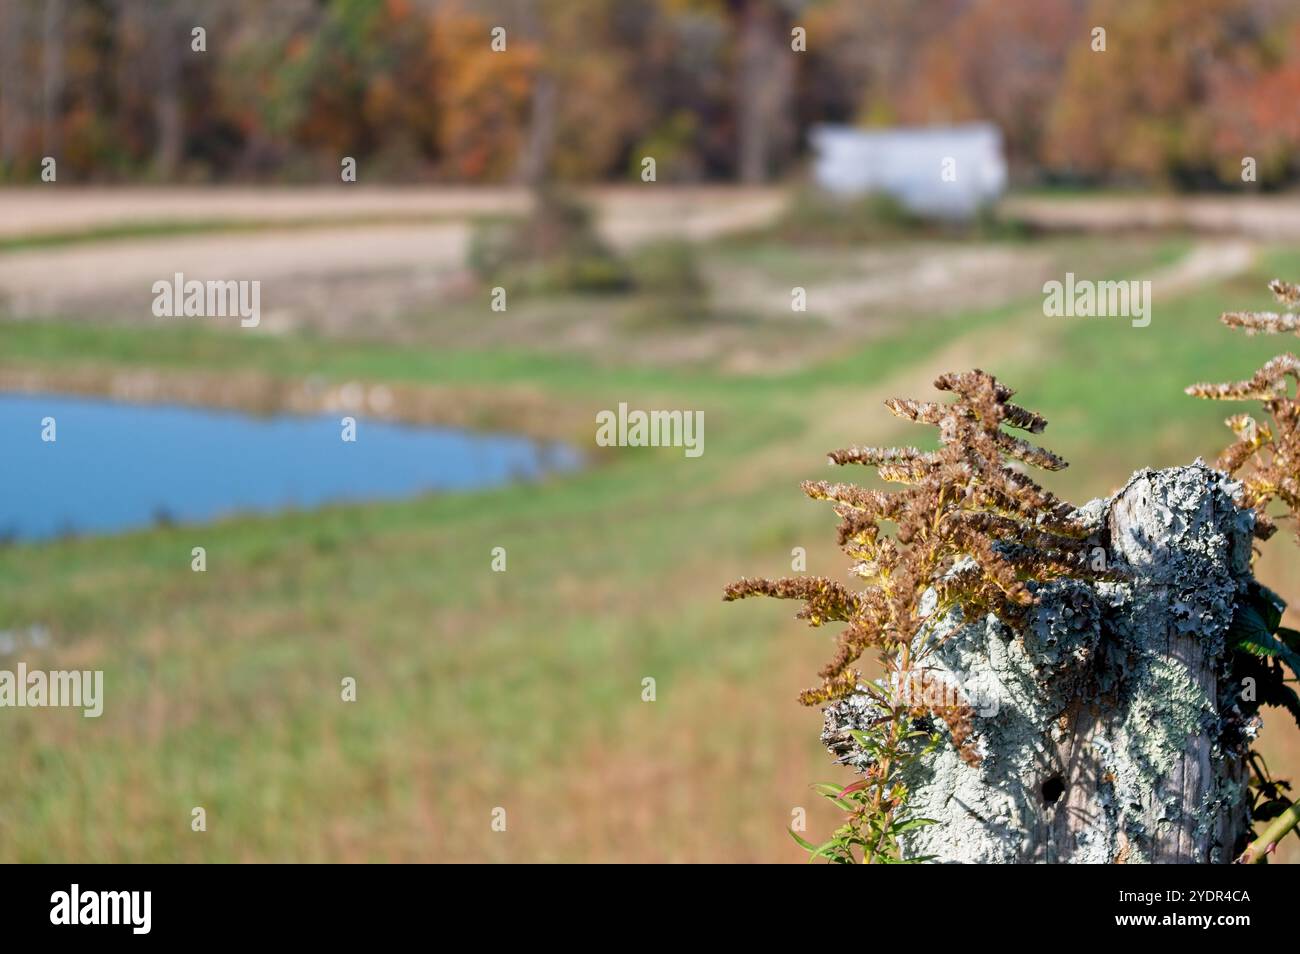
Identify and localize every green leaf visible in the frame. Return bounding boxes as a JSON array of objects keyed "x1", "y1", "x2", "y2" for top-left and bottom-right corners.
[
  {"x1": 1254, "y1": 799, "x2": 1291, "y2": 822},
  {"x1": 811, "y1": 783, "x2": 855, "y2": 811},
  {"x1": 1267, "y1": 682, "x2": 1300, "y2": 730},
  {"x1": 848, "y1": 729, "x2": 881, "y2": 755},
  {"x1": 787, "y1": 828, "x2": 818, "y2": 853},
  {"x1": 1251, "y1": 582, "x2": 1285, "y2": 634},
  {"x1": 807, "y1": 838, "x2": 841, "y2": 863},
  {"x1": 1230, "y1": 599, "x2": 1300, "y2": 680},
  {"x1": 892, "y1": 817, "x2": 940, "y2": 835},
  {"x1": 1230, "y1": 600, "x2": 1279, "y2": 656},
  {"x1": 1277, "y1": 626, "x2": 1300, "y2": 655}
]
